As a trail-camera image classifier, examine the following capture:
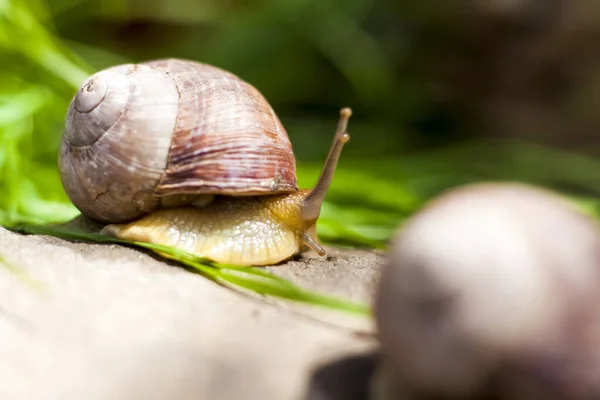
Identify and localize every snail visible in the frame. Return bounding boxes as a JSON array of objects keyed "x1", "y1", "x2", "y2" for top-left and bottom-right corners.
[
  {"x1": 373, "y1": 182, "x2": 600, "y2": 400},
  {"x1": 58, "y1": 58, "x2": 352, "y2": 266}
]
